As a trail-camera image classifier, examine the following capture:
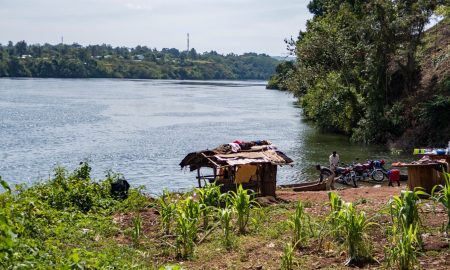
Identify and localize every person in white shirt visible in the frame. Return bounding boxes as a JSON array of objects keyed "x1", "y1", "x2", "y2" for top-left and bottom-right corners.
[{"x1": 329, "y1": 151, "x2": 340, "y2": 171}]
